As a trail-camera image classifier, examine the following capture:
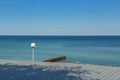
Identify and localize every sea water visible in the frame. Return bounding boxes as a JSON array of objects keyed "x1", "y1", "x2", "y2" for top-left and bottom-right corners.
[{"x1": 0, "y1": 36, "x2": 120, "y2": 66}]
